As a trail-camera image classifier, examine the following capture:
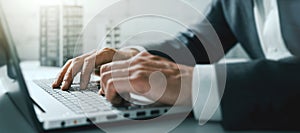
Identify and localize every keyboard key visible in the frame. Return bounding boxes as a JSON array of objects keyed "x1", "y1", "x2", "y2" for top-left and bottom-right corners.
[{"x1": 34, "y1": 79, "x2": 114, "y2": 114}]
